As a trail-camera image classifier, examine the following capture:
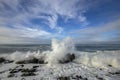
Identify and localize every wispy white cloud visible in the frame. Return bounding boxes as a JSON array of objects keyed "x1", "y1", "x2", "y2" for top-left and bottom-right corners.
[
  {"x1": 0, "y1": 26, "x2": 52, "y2": 44},
  {"x1": 0, "y1": 24, "x2": 65, "y2": 44},
  {"x1": 0, "y1": 35, "x2": 51, "y2": 44},
  {"x1": 72, "y1": 19, "x2": 120, "y2": 44},
  {"x1": 0, "y1": 26, "x2": 51, "y2": 38},
  {"x1": 0, "y1": 0, "x2": 116, "y2": 44},
  {"x1": 0, "y1": 0, "x2": 101, "y2": 32}
]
